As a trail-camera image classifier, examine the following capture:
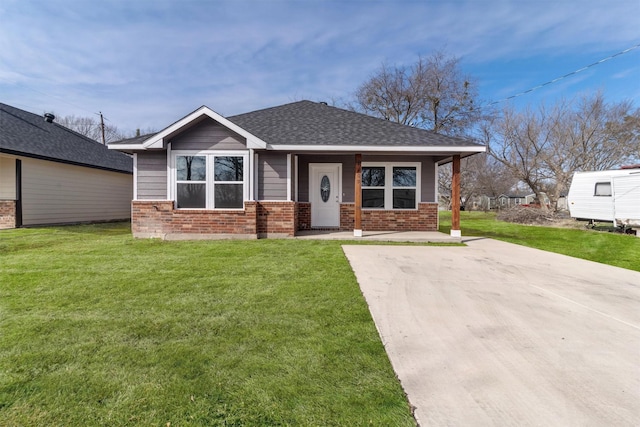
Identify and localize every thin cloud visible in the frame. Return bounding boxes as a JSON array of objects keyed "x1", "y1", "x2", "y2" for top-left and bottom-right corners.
[{"x1": 1, "y1": 0, "x2": 638, "y2": 133}]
